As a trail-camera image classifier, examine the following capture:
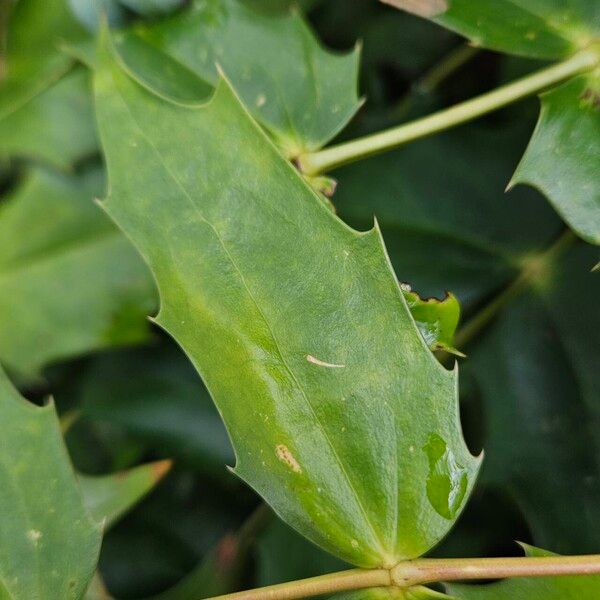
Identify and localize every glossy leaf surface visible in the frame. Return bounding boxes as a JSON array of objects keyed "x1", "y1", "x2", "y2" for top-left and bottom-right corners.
[
  {"x1": 0, "y1": 168, "x2": 156, "y2": 376},
  {"x1": 448, "y1": 546, "x2": 600, "y2": 599},
  {"x1": 94, "y1": 33, "x2": 479, "y2": 567},
  {"x1": 0, "y1": 367, "x2": 101, "y2": 599},
  {"x1": 127, "y1": 0, "x2": 361, "y2": 153}
]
